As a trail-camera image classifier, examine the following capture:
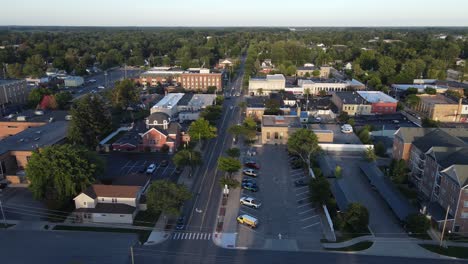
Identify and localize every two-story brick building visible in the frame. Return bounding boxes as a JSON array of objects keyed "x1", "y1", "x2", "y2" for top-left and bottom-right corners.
[{"x1": 332, "y1": 91, "x2": 398, "y2": 115}]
